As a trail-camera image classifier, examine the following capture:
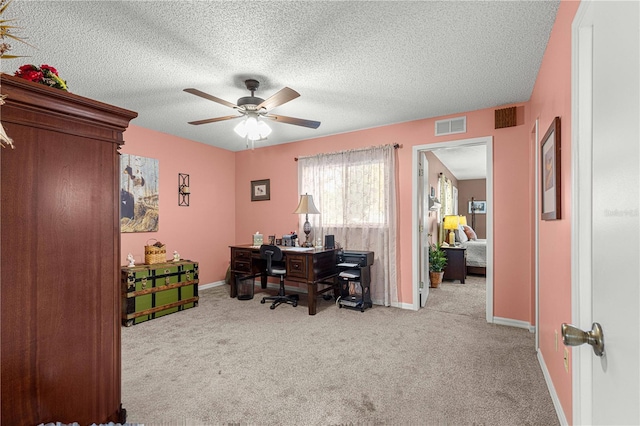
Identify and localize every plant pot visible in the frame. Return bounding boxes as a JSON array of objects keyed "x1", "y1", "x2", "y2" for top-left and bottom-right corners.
[{"x1": 429, "y1": 271, "x2": 444, "y2": 288}]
